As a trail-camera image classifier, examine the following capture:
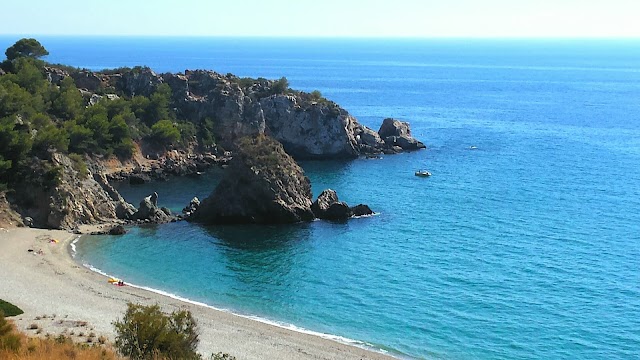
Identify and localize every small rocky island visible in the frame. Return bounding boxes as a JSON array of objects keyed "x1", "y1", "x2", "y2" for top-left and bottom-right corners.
[{"x1": 190, "y1": 135, "x2": 373, "y2": 224}]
